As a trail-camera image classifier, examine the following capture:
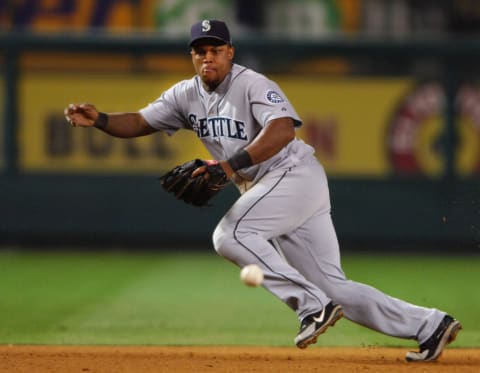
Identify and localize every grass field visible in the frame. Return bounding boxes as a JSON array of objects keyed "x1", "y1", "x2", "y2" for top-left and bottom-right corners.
[{"x1": 0, "y1": 249, "x2": 478, "y2": 348}]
